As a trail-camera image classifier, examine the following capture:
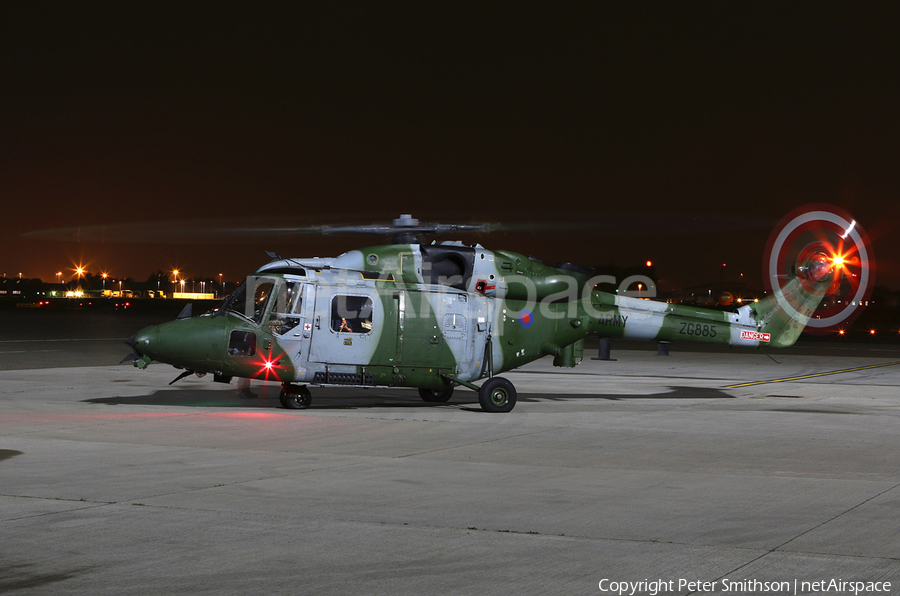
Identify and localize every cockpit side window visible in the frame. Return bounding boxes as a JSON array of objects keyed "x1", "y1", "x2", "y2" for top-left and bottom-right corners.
[
  {"x1": 222, "y1": 276, "x2": 279, "y2": 325},
  {"x1": 331, "y1": 295, "x2": 373, "y2": 334},
  {"x1": 287, "y1": 282, "x2": 303, "y2": 314},
  {"x1": 267, "y1": 282, "x2": 303, "y2": 336},
  {"x1": 250, "y1": 281, "x2": 275, "y2": 325}
]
